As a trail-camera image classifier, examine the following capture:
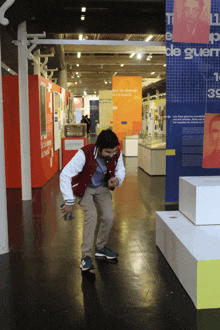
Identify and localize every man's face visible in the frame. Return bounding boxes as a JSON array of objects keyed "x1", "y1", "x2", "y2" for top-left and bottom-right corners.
[
  {"x1": 183, "y1": 0, "x2": 202, "y2": 21},
  {"x1": 98, "y1": 147, "x2": 118, "y2": 160},
  {"x1": 210, "y1": 121, "x2": 220, "y2": 151}
]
